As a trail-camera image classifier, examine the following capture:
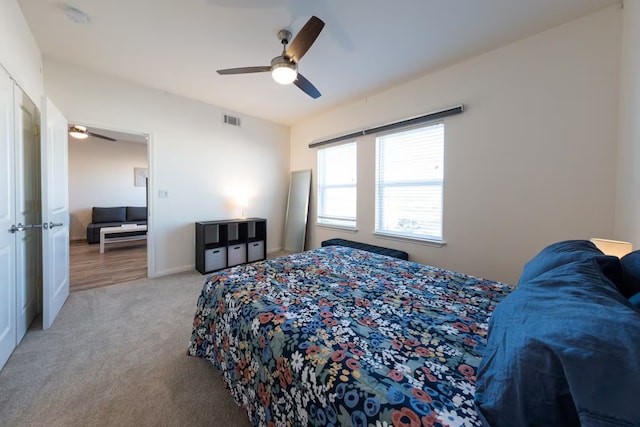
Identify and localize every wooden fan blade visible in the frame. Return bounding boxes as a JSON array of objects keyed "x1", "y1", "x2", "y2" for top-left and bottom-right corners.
[
  {"x1": 294, "y1": 73, "x2": 321, "y2": 99},
  {"x1": 217, "y1": 66, "x2": 271, "y2": 75},
  {"x1": 285, "y1": 16, "x2": 325, "y2": 63},
  {"x1": 88, "y1": 132, "x2": 116, "y2": 142}
]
